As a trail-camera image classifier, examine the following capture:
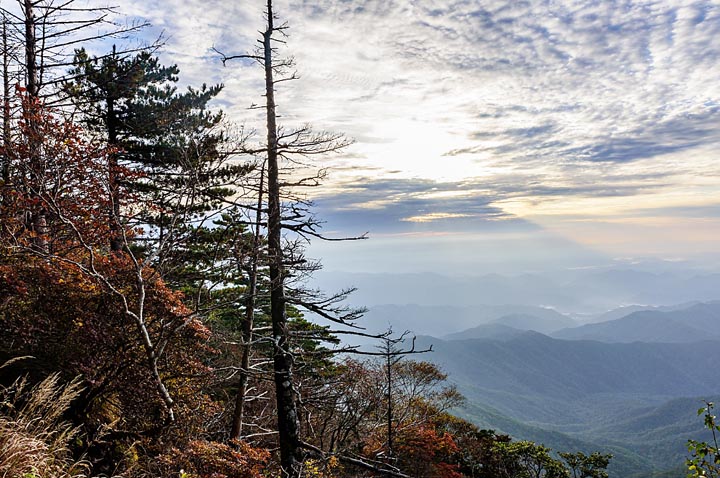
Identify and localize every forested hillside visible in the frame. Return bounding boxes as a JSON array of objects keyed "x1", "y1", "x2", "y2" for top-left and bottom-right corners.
[{"x1": 418, "y1": 332, "x2": 720, "y2": 477}]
